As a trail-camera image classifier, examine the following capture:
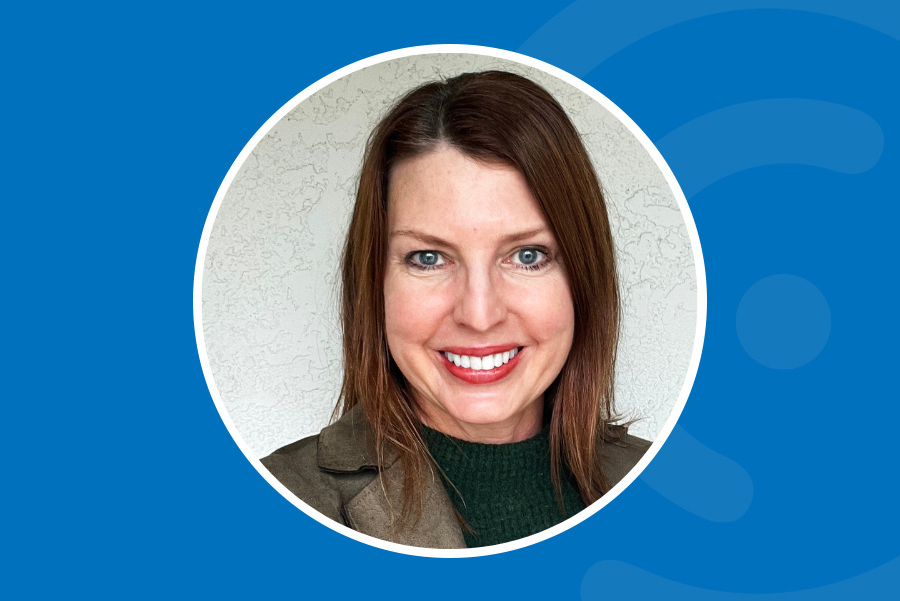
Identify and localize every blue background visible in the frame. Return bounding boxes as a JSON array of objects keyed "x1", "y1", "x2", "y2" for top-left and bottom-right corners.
[{"x1": 5, "y1": 1, "x2": 898, "y2": 598}]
